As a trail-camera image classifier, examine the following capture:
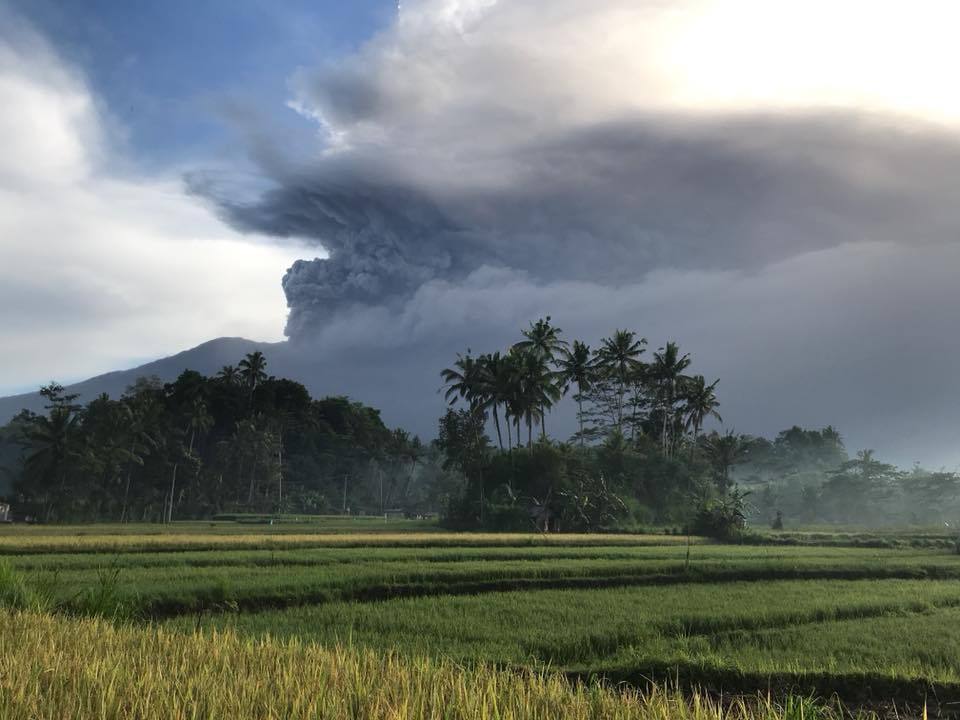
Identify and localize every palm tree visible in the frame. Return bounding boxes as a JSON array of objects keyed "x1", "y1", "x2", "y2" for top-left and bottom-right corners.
[
  {"x1": 514, "y1": 349, "x2": 561, "y2": 447},
  {"x1": 701, "y1": 430, "x2": 749, "y2": 493},
  {"x1": 595, "y1": 330, "x2": 646, "y2": 433},
  {"x1": 441, "y1": 352, "x2": 491, "y2": 462},
  {"x1": 119, "y1": 396, "x2": 161, "y2": 523},
  {"x1": 512, "y1": 317, "x2": 567, "y2": 439},
  {"x1": 22, "y1": 401, "x2": 81, "y2": 522},
  {"x1": 649, "y1": 342, "x2": 692, "y2": 456},
  {"x1": 166, "y1": 397, "x2": 213, "y2": 523},
  {"x1": 216, "y1": 365, "x2": 240, "y2": 385},
  {"x1": 478, "y1": 352, "x2": 511, "y2": 451},
  {"x1": 441, "y1": 352, "x2": 485, "y2": 412},
  {"x1": 238, "y1": 351, "x2": 268, "y2": 405},
  {"x1": 556, "y1": 340, "x2": 595, "y2": 446},
  {"x1": 504, "y1": 348, "x2": 528, "y2": 449},
  {"x1": 513, "y1": 316, "x2": 568, "y2": 358},
  {"x1": 682, "y1": 375, "x2": 722, "y2": 448}
]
